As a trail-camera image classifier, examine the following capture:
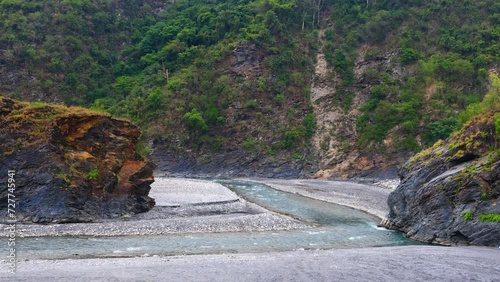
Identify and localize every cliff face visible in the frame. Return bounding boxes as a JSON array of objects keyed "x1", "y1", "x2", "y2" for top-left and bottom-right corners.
[
  {"x1": 309, "y1": 33, "x2": 413, "y2": 179},
  {"x1": 382, "y1": 112, "x2": 500, "y2": 246},
  {"x1": 0, "y1": 97, "x2": 155, "y2": 223}
]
